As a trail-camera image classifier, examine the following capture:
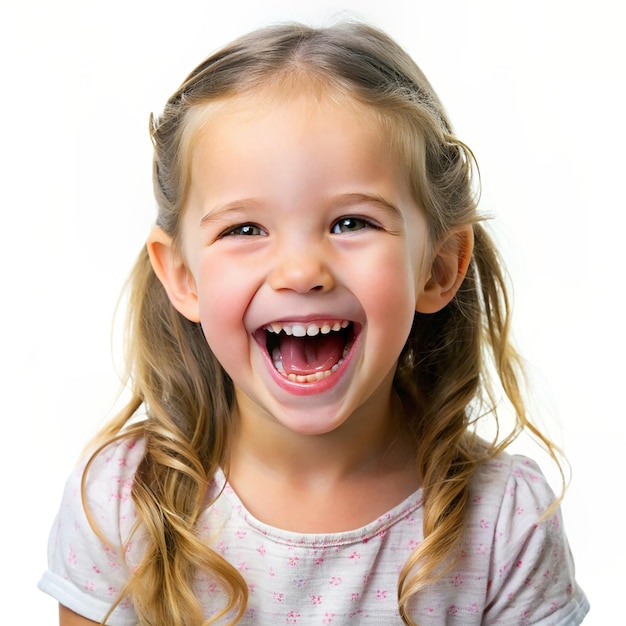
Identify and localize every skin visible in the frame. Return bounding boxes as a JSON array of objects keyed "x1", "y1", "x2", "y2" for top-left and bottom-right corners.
[
  {"x1": 59, "y1": 605, "x2": 100, "y2": 625},
  {"x1": 149, "y1": 90, "x2": 472, "y2": 534}
]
